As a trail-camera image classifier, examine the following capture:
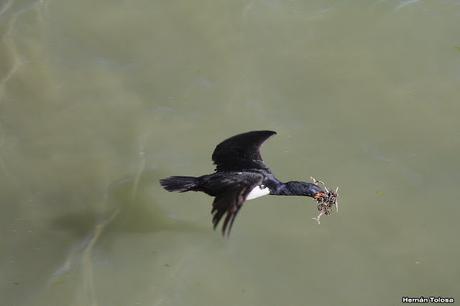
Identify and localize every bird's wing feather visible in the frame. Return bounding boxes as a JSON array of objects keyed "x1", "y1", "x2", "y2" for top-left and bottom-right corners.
[
  {"x1": 211, "y1": 173, "x2": 263, "y2": 236},
  {"x1": 211, "y1": 130, "x2": 276, "y2": 171}
]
